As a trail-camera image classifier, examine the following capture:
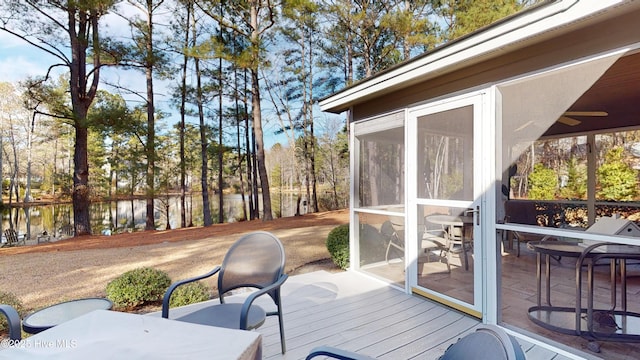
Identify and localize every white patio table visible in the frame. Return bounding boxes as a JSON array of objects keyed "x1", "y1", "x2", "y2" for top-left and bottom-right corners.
[{"x1": 0, "y1": 310, "x2": 262, "y2": 360}]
